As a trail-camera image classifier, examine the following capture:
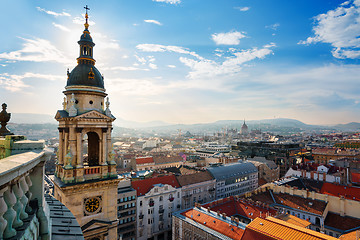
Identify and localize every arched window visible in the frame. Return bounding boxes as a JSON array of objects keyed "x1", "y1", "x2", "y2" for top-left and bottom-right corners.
[{"x1": 83, "y1": 132, "x2": 100, "y2": 166}]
